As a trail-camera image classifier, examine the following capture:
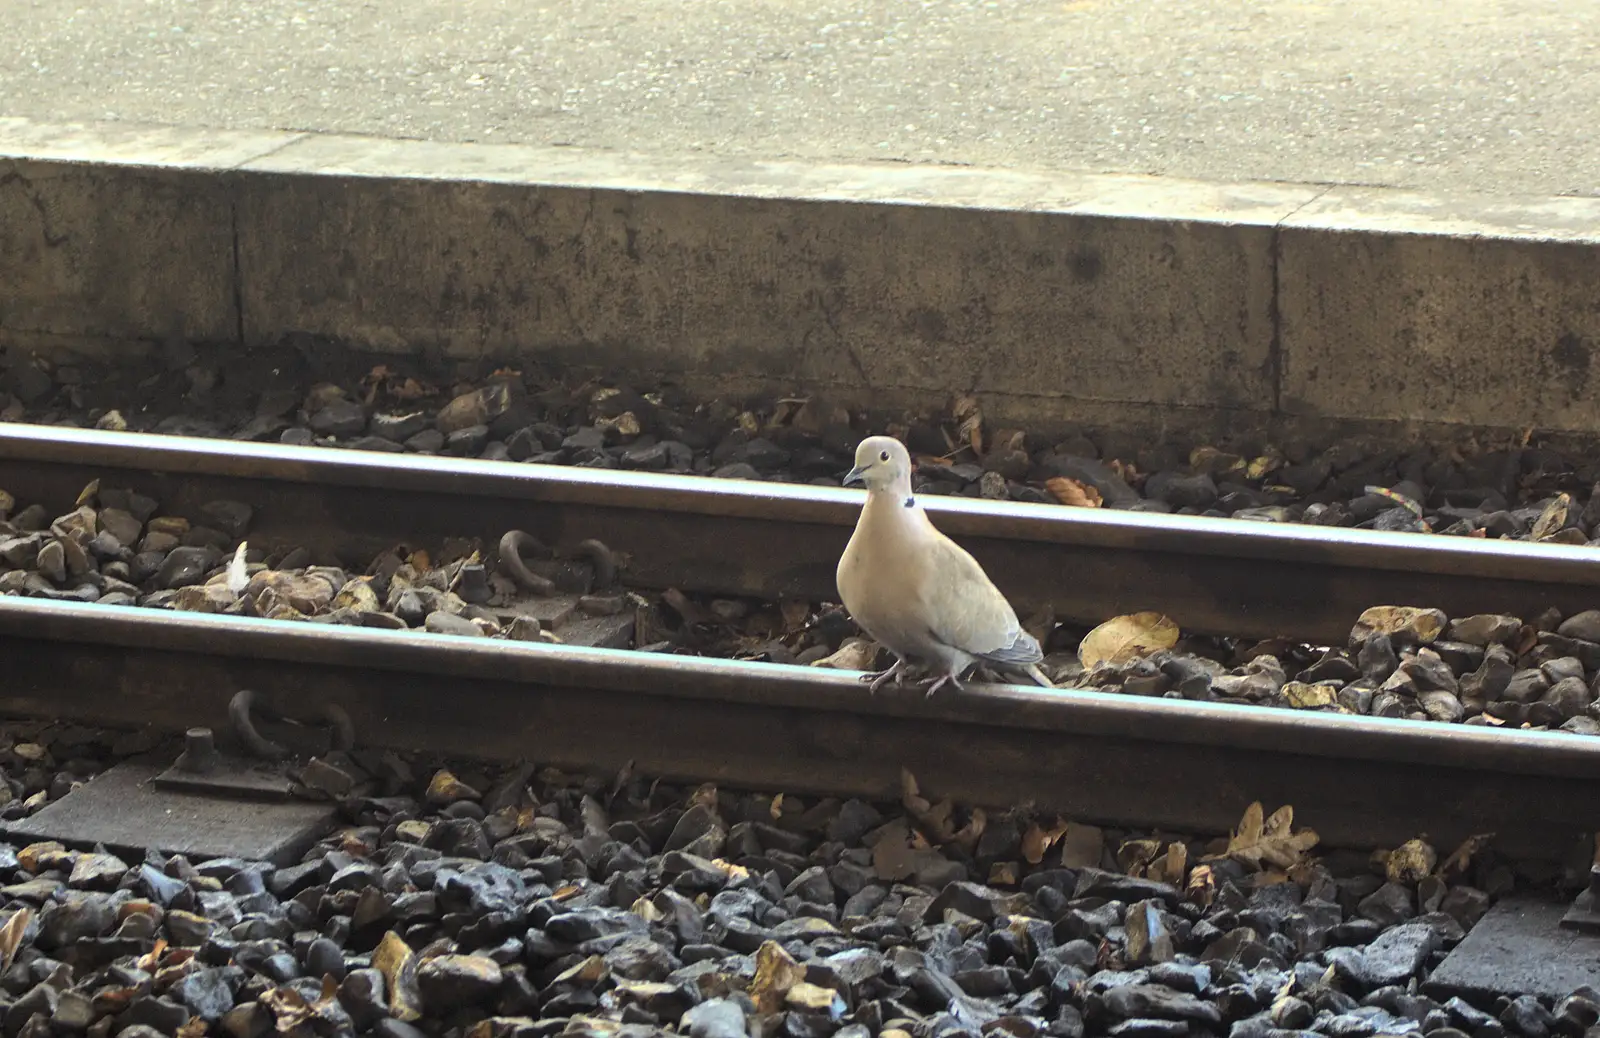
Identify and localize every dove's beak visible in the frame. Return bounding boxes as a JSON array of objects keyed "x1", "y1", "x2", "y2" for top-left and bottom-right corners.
[{"x1": 842, "y1": 466, "x2": 866, "y2": 487}]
